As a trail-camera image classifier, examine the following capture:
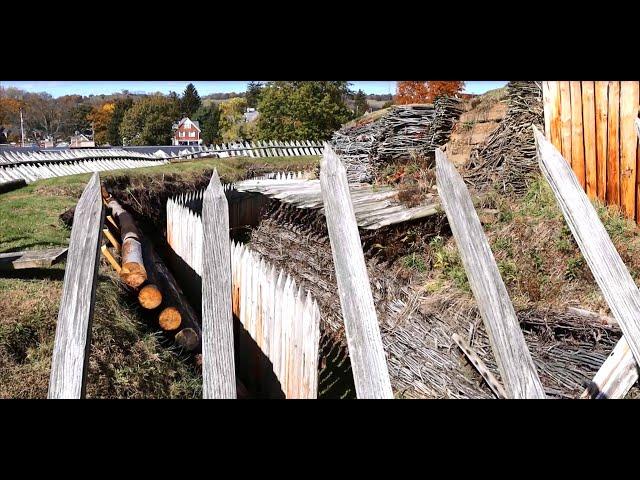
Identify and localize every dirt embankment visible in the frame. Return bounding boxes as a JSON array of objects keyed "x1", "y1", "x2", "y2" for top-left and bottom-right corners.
[{"x1": 444, "y1": 88, "x2": 508, "y2": 166}]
